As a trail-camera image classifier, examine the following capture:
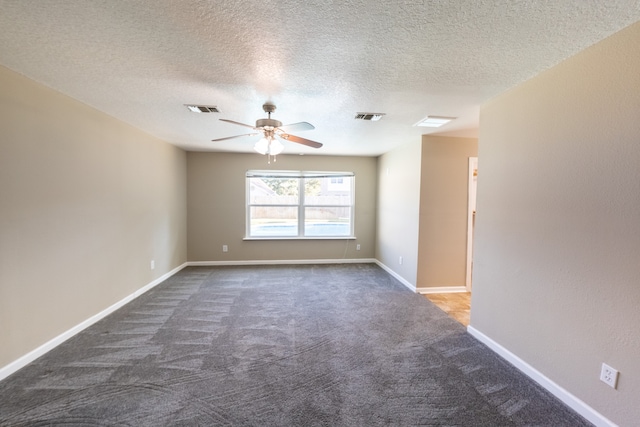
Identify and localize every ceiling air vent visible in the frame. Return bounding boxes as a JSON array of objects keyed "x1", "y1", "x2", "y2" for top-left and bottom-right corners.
[
  {"x1": 355, "y1": 112, "x2": 385, "y2": 121},
  {"x1": 414, "y1": 116, "x2": 456, "y2": 127},
  {"x1": 185, "y1": 105, "x2": 220, "y2": 113}
]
